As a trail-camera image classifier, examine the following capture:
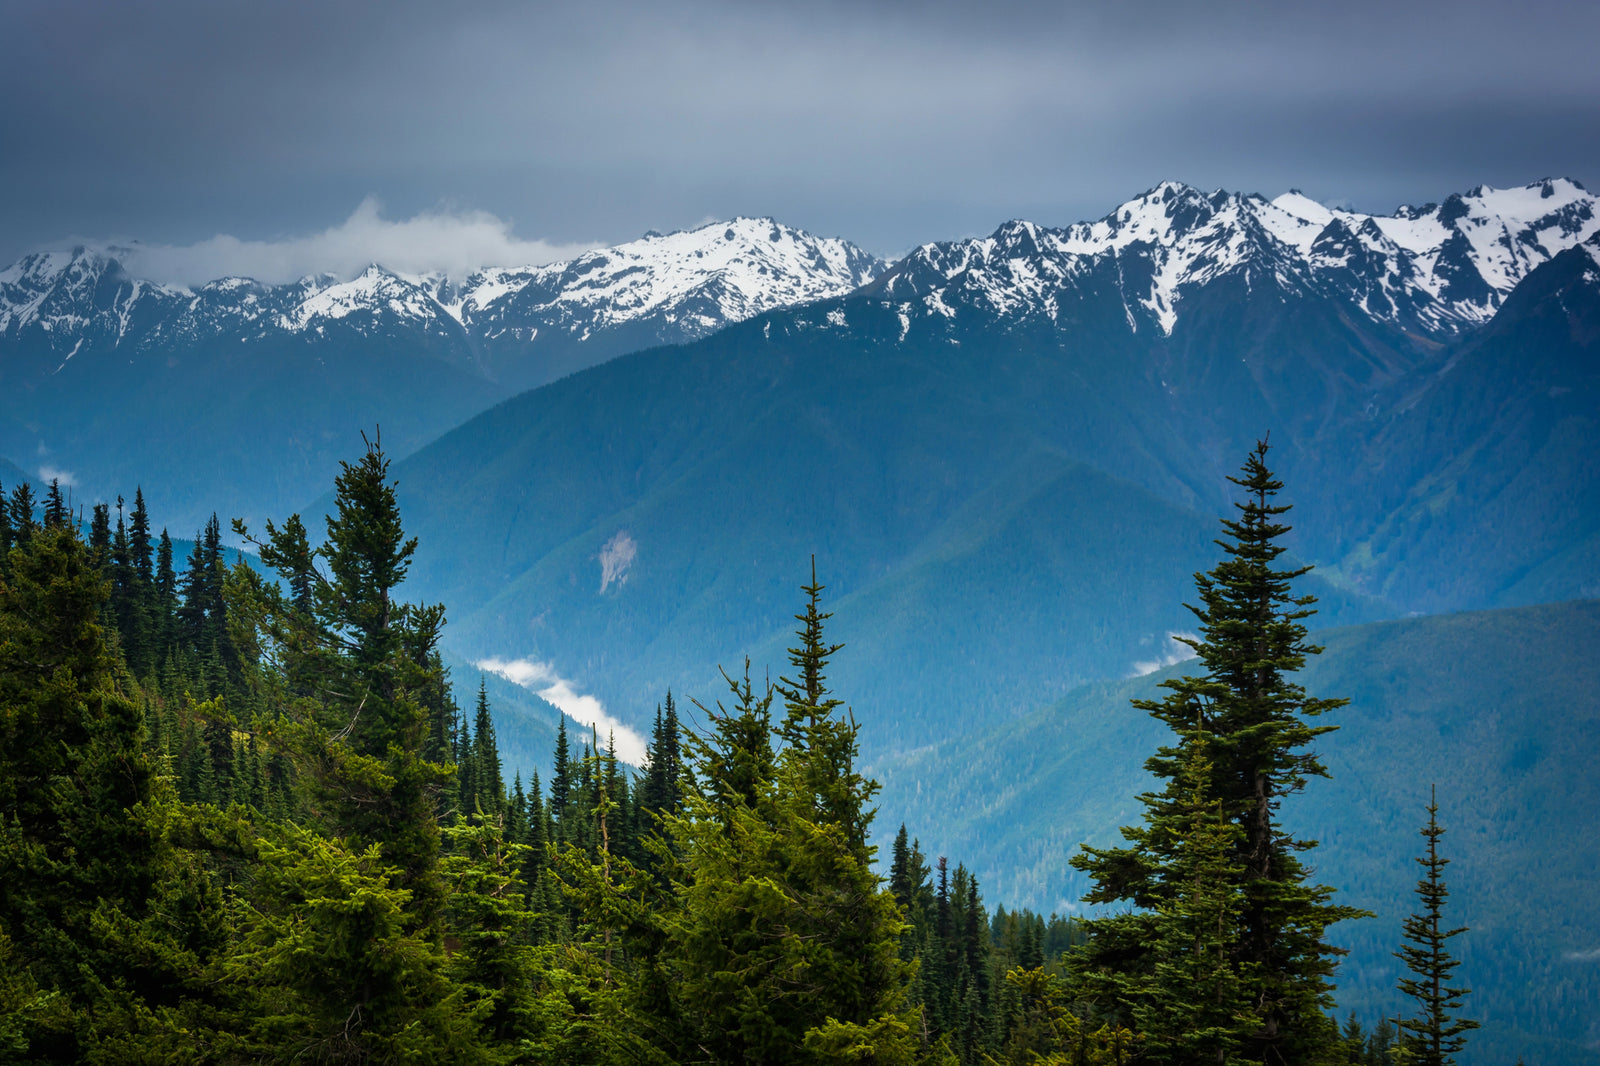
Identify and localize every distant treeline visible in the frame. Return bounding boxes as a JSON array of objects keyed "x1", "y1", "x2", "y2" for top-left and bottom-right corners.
[{"x1": 0, "y1": 442, "x2": 1481, "y2": 1064}]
